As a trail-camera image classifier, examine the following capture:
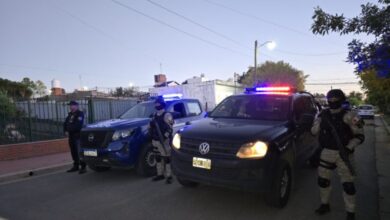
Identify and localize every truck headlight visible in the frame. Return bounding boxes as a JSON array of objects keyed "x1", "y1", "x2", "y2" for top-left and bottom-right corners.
[
  {"x1": 236, "y1": 141, "x2": 268, "y2": 159},
  {"x1": 112, "y1": 129, "x2": 134, "y2": 141},
  {"x1": 172, "y1": 133, "x2": 181, "y2": 150}
]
